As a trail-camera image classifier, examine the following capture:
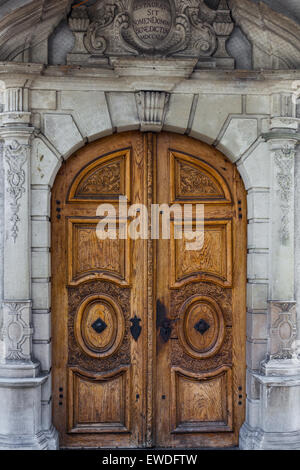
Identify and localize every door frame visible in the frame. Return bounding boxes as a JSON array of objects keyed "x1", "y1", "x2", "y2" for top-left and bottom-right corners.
[{"x1": 50, "y1": 131, "x2": 247, "y2": 448}]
